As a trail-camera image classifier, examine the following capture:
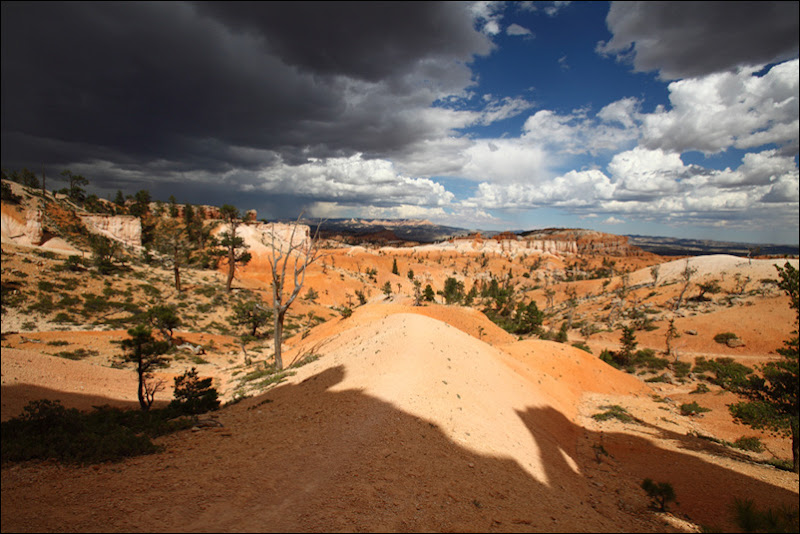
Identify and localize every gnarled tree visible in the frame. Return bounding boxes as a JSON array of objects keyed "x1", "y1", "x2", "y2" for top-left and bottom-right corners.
[{"x1": 264, "y1": 216, "x2": 323, "y2": 370}]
